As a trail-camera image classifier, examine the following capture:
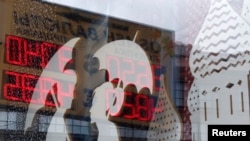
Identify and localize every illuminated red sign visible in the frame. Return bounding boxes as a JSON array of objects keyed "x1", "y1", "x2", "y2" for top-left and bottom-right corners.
[
  {"x1": 106, "y1": 55, "x2": 161, "y2": 91},
  {"x1": 5, "y1": 35, "x2": 162, "y2": 91},
  {"x1": 3, "y1": 70, "x2": 74, "y2": 107},
  {"x1": 118, "y1": 91, "x2": 155, "y2": 121},
  {"x1": 5, "y1": 35, "x2": 72, "y2": 72},
  {"x1": 3, "y1": 35, "x2": 164, "y2": 122},
  {"x1": 103, "y1": 55, "x2": 162, "y2": 121},
  {"x1": 93, "y1": 82, "x2": 162, "y2": 122}
]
